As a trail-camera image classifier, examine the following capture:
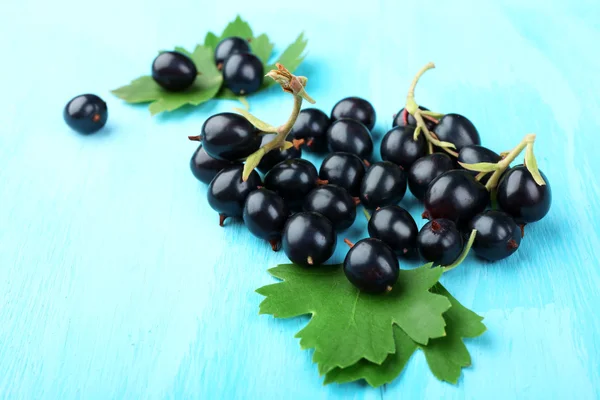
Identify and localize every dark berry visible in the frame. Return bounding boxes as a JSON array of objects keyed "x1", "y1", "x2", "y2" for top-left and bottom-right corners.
[
  {"x1": 360, "y1": 162, "x2": 407, "y2": 209},
  {"x1": 152, "y1": 51, "x2": 197, "y2": 92},
  {"x1": 469, "y1": 210, "x2": 521, "y2": 261},
  {"x1": 424, "y1": 170, "x2": 489, "y2": 227},
  {"x1": 190, "y1": 145, "x2": 239, "y2": 184},
  {"x1": 243, "y1": 189, "x2": 289, "y2": 251},
  {"x1": 282, "y1": 212, "x2": 336, "y2": 267},
  {"x1": 343, "y1": 238, "x2": 399, "y2": 293},
  {"x1": 408, "y1": 153, "x2": 454, "y2": 201},
  {"x1": 417, "y1": 219, "x2": 463, "y2": 266},
  {"x1": 331, "y1": 97, "x2": 376, "y2": 130},
  {"x1": 433, "y1": 113, "x2": 480, "y2": 150},
  {"x1": 497, "y1": 165, "x2": 551, "y2": 223},
  {"x1": 207, "y1": 165, "x2": 262, "y2": 226},
  {"x1": 214, "y1": 36, "x2": 251, "y2": 66},
  {"x1": 380, "y1": 125, "x2": 427, "y2": 169},
  {"x1": 458, "y1": 145, "x2": 501, "y2": 184},
  {"x1": 392, "y1": 105, "x2": 435, "y2": 129},
  {"x1": 290, "y1": 108, "x2": 331, "y2": 153},
  {"x1": 264, "y1": 159, "x2": 322, "y2": 210},
  {"x1": 303, "y1": 185, "x2": 357, "y2": 231},
  {"x1": 256, "y1": 134, "x2": 302, "y2": 174},
  {"x1": 319, "y1": 152, "x2": 366, "y2": 197},
  {"x1": 327, "y1": 119, "x2": 373, "y2": 160},
  {"x1": 200, "y1": 112, "x2": 260, "y2": 161},
  {"x1": 63, "y1": 94, "x2": 108, "y2": 134},
  {"x1": 223, "y1": 53, "x2": 264, "y2": 95},
  {"x1": 368, "y1": 206, "x2": 418, "y2": 257}
]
